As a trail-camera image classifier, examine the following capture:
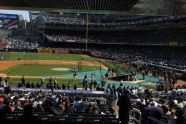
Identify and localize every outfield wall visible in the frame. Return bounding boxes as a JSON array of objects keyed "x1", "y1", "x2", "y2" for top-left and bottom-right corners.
[
  {"x1": 37, "y1": 48, "x2": 70, "y2": 54},
  {"x1": 6, "y1": 48, "x2": 37, "y2": 52}
]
